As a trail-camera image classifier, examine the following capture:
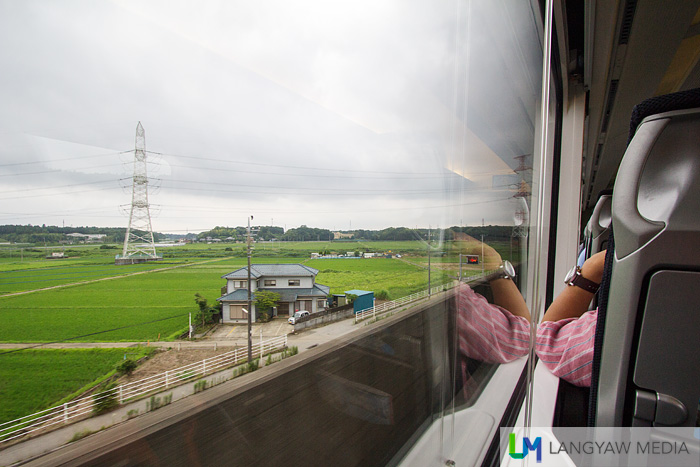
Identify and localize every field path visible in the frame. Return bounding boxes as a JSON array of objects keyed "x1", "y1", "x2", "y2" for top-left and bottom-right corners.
[{"x1": 0, "y1": 257, "x2": 229, "y2": 299}]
